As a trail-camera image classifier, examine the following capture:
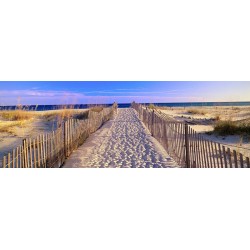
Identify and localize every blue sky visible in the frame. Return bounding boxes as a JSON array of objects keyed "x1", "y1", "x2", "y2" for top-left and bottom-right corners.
[{"x1": 0, "y1": 81, "x2": 249, "y2": 105}]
